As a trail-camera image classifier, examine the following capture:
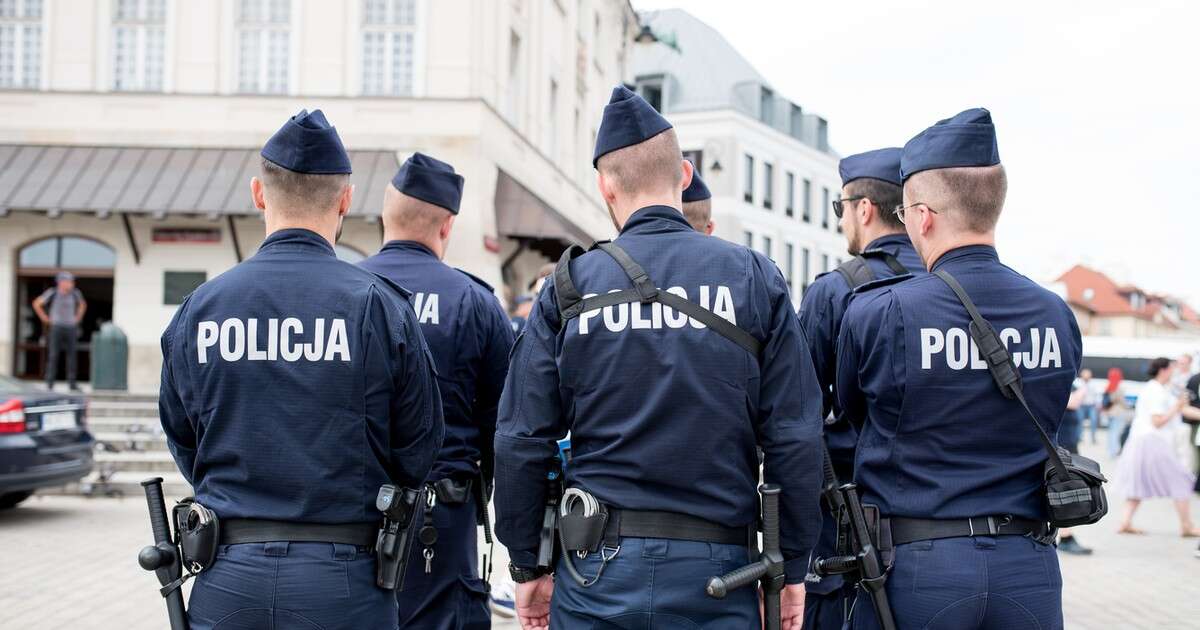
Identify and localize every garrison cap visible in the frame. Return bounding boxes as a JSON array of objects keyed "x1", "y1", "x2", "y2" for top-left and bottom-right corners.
[
  {"x1": 260, "y1": 109, "x2": 353, "y2": 175},
  {"x1": 391, "y1": 152, "x2": 465, "y2": 214},
  {"x1": 901, "y1": 108, "x2": 1000, "y2": 182},
  {"x1": 681, "y1": 164, "x2": 711, "y2": 203},
  {"x1": 839, "y1": 147, "x2": 902, "y2": 187},
  {"x1": 592, "y1": 85, "x2": 673, "y2": 167}
]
